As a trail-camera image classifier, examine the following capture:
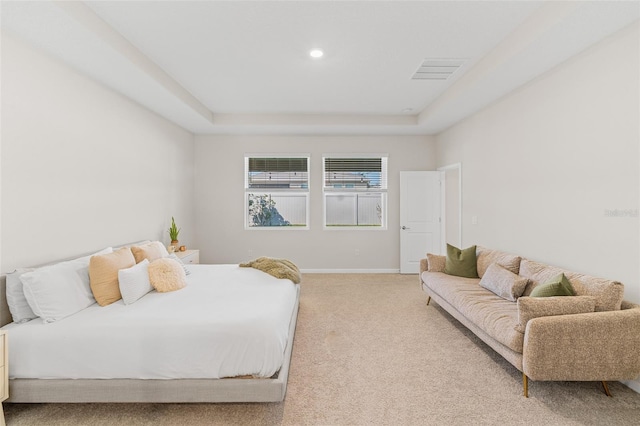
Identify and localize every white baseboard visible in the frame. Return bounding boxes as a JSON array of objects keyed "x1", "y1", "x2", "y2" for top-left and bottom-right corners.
[
  {"x1": 300, "y1": 269, "x2": 401, "y2": 274},
  {"x1": 621, "y1": 378, "x2": 640, "y2": 394}
]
